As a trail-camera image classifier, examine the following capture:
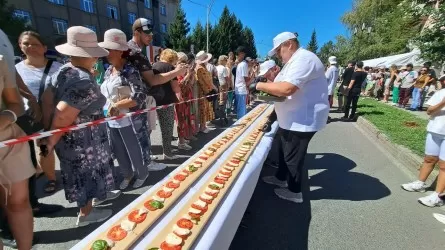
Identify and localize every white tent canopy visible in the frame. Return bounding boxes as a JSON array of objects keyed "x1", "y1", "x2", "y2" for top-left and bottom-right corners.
[{"x1": 362, "y1": 49, "x2": 424, "y2": 68}]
